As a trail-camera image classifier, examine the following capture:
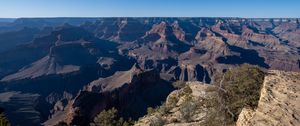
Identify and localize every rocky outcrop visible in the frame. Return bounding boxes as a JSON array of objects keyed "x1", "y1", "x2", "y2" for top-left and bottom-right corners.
[
  {"x1": 59, "y1": 64, "x2": 174, "y2": 126},
  {"x1": 134, "y1": 82, "x2": 226, "y2": 126},
  {"x1": 236, "y1": 70, "x2": 300, "y2": 126},
  {"x1": 86, "y1": 63, "x2": 143, "y2": 92},
  {"x1": 177, "y1": 64, "x2": 211, "y2": 83},
  {"x1": 135, "y1": 70, "x2": 300, "y2": 126}
]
